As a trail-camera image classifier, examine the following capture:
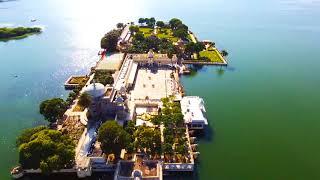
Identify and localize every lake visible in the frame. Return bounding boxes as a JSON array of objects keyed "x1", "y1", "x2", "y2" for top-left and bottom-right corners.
[{"x1": 1, "y1": 0, "x2": 320, "y2": 179}]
